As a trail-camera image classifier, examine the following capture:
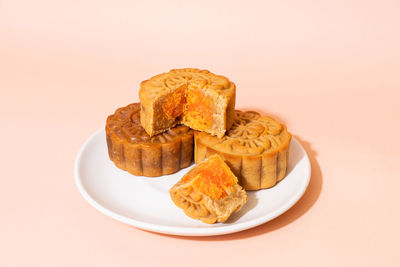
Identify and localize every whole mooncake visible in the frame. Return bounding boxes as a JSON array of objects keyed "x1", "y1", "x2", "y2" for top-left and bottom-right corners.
[
  {"x1": 169, "y1": 154, "x2": 247, "y2": 224},
  {"x1": 194, "y1": 110, "x2": 292, "y2": 190},
  {"x1": 106, "y1": 103, "x2": 193, "y2": 177},
  {"x1": 139, "y1": 68, "x2": 236, "y2": 138}
]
